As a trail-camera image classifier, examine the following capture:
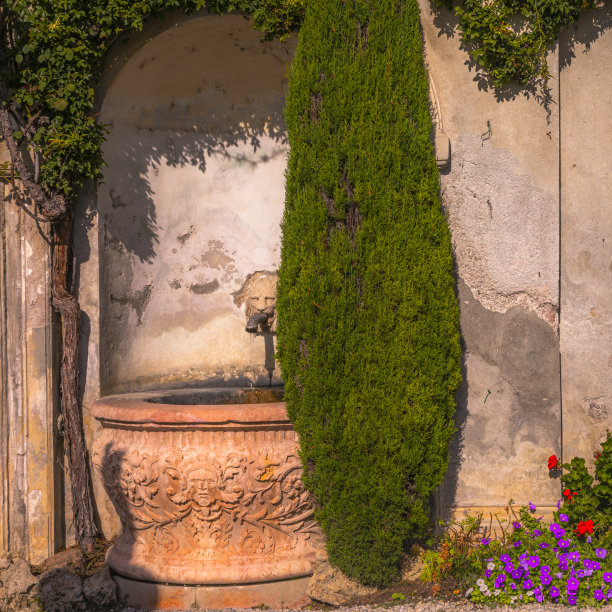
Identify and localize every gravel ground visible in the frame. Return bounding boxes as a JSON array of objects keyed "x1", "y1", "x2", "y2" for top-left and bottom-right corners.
[{"x1": 121, "y1": 605, "x2": 612, "y2": 612}]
